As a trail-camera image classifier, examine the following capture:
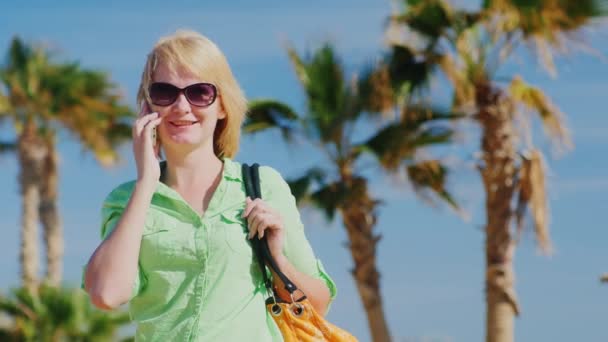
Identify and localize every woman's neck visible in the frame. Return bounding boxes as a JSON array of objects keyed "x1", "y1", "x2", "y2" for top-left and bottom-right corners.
[{"x1": 162, "y1": 144, "x2": 224, "y2": 189}]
